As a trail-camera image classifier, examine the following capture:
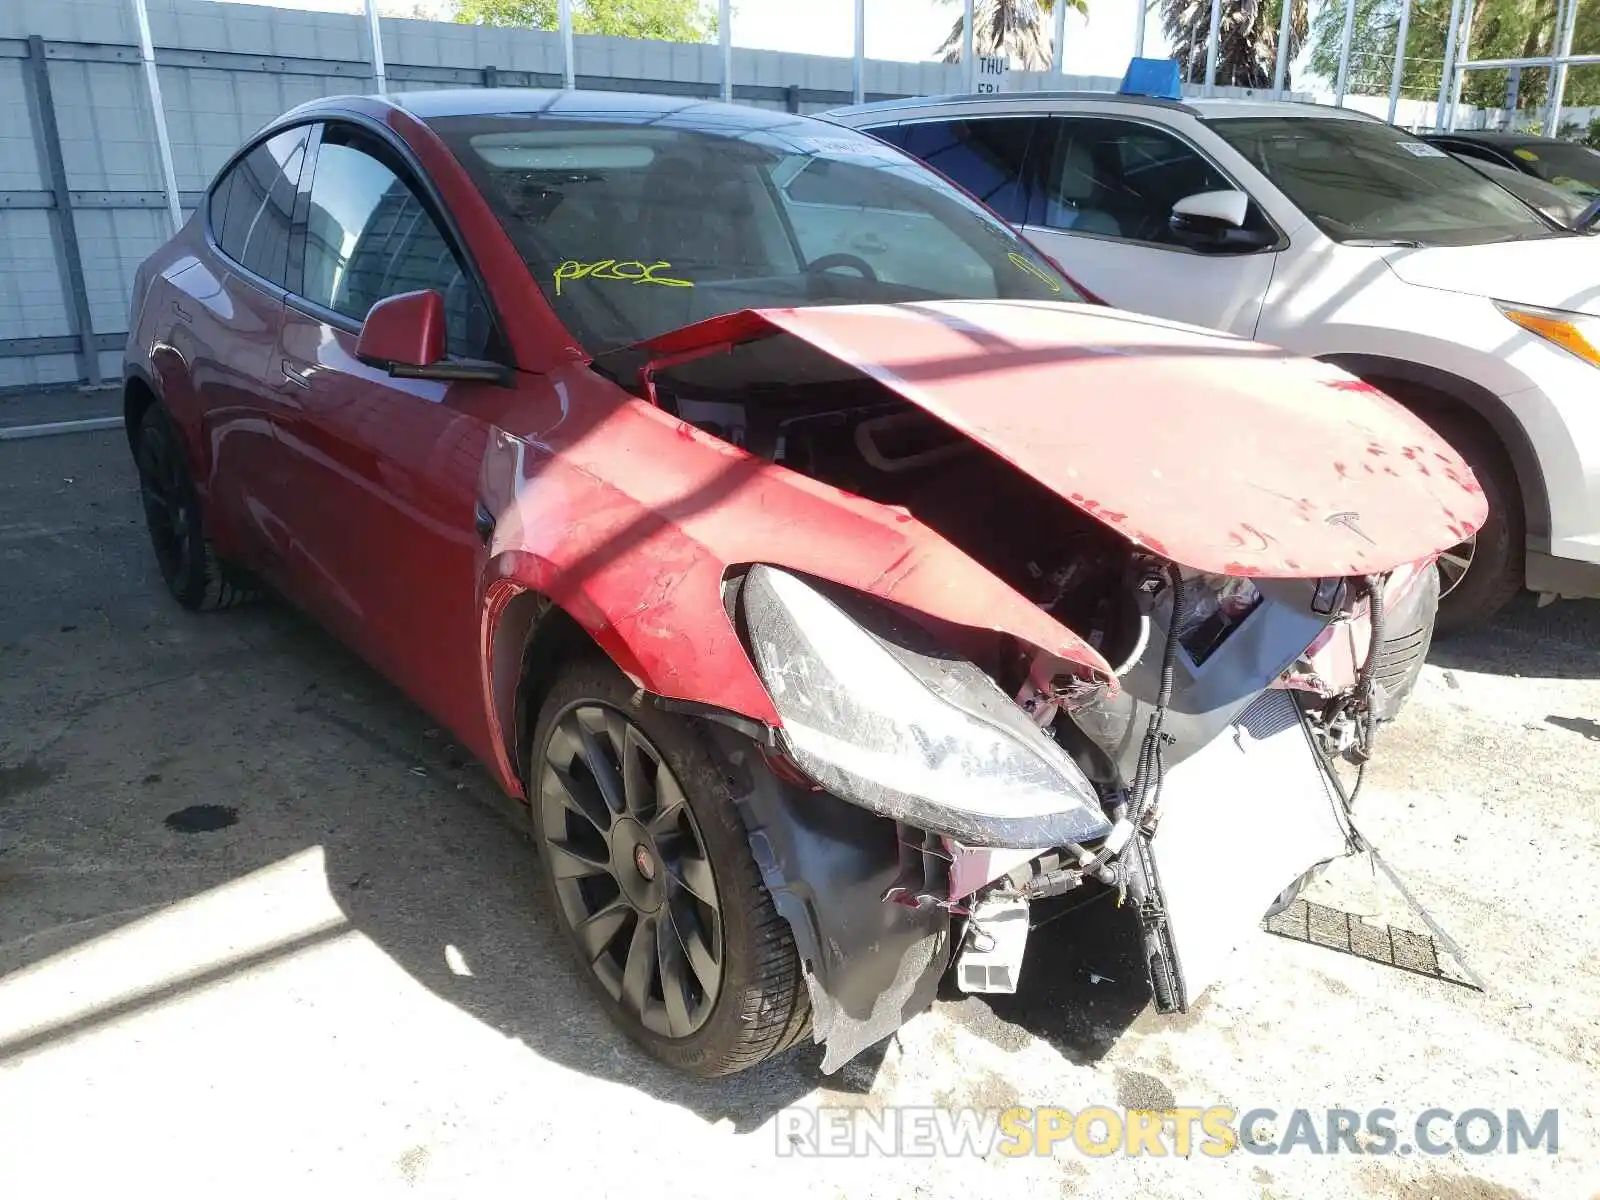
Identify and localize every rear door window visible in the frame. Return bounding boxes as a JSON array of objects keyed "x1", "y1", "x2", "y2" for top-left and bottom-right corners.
[
  {"x1": 208, "y1": 125, "x2": 311, "y2": 288},
  {"x1": 891, "y1": 117, "x2": 1043, "y2": 223}
]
